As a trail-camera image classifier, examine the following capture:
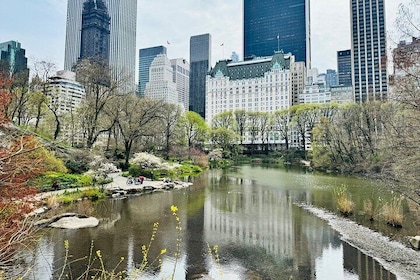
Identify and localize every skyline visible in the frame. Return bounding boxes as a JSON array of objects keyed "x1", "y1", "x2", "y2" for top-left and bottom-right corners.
[{"x1": 0, "y1": 0, "x2": 411, "y2": 78}]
